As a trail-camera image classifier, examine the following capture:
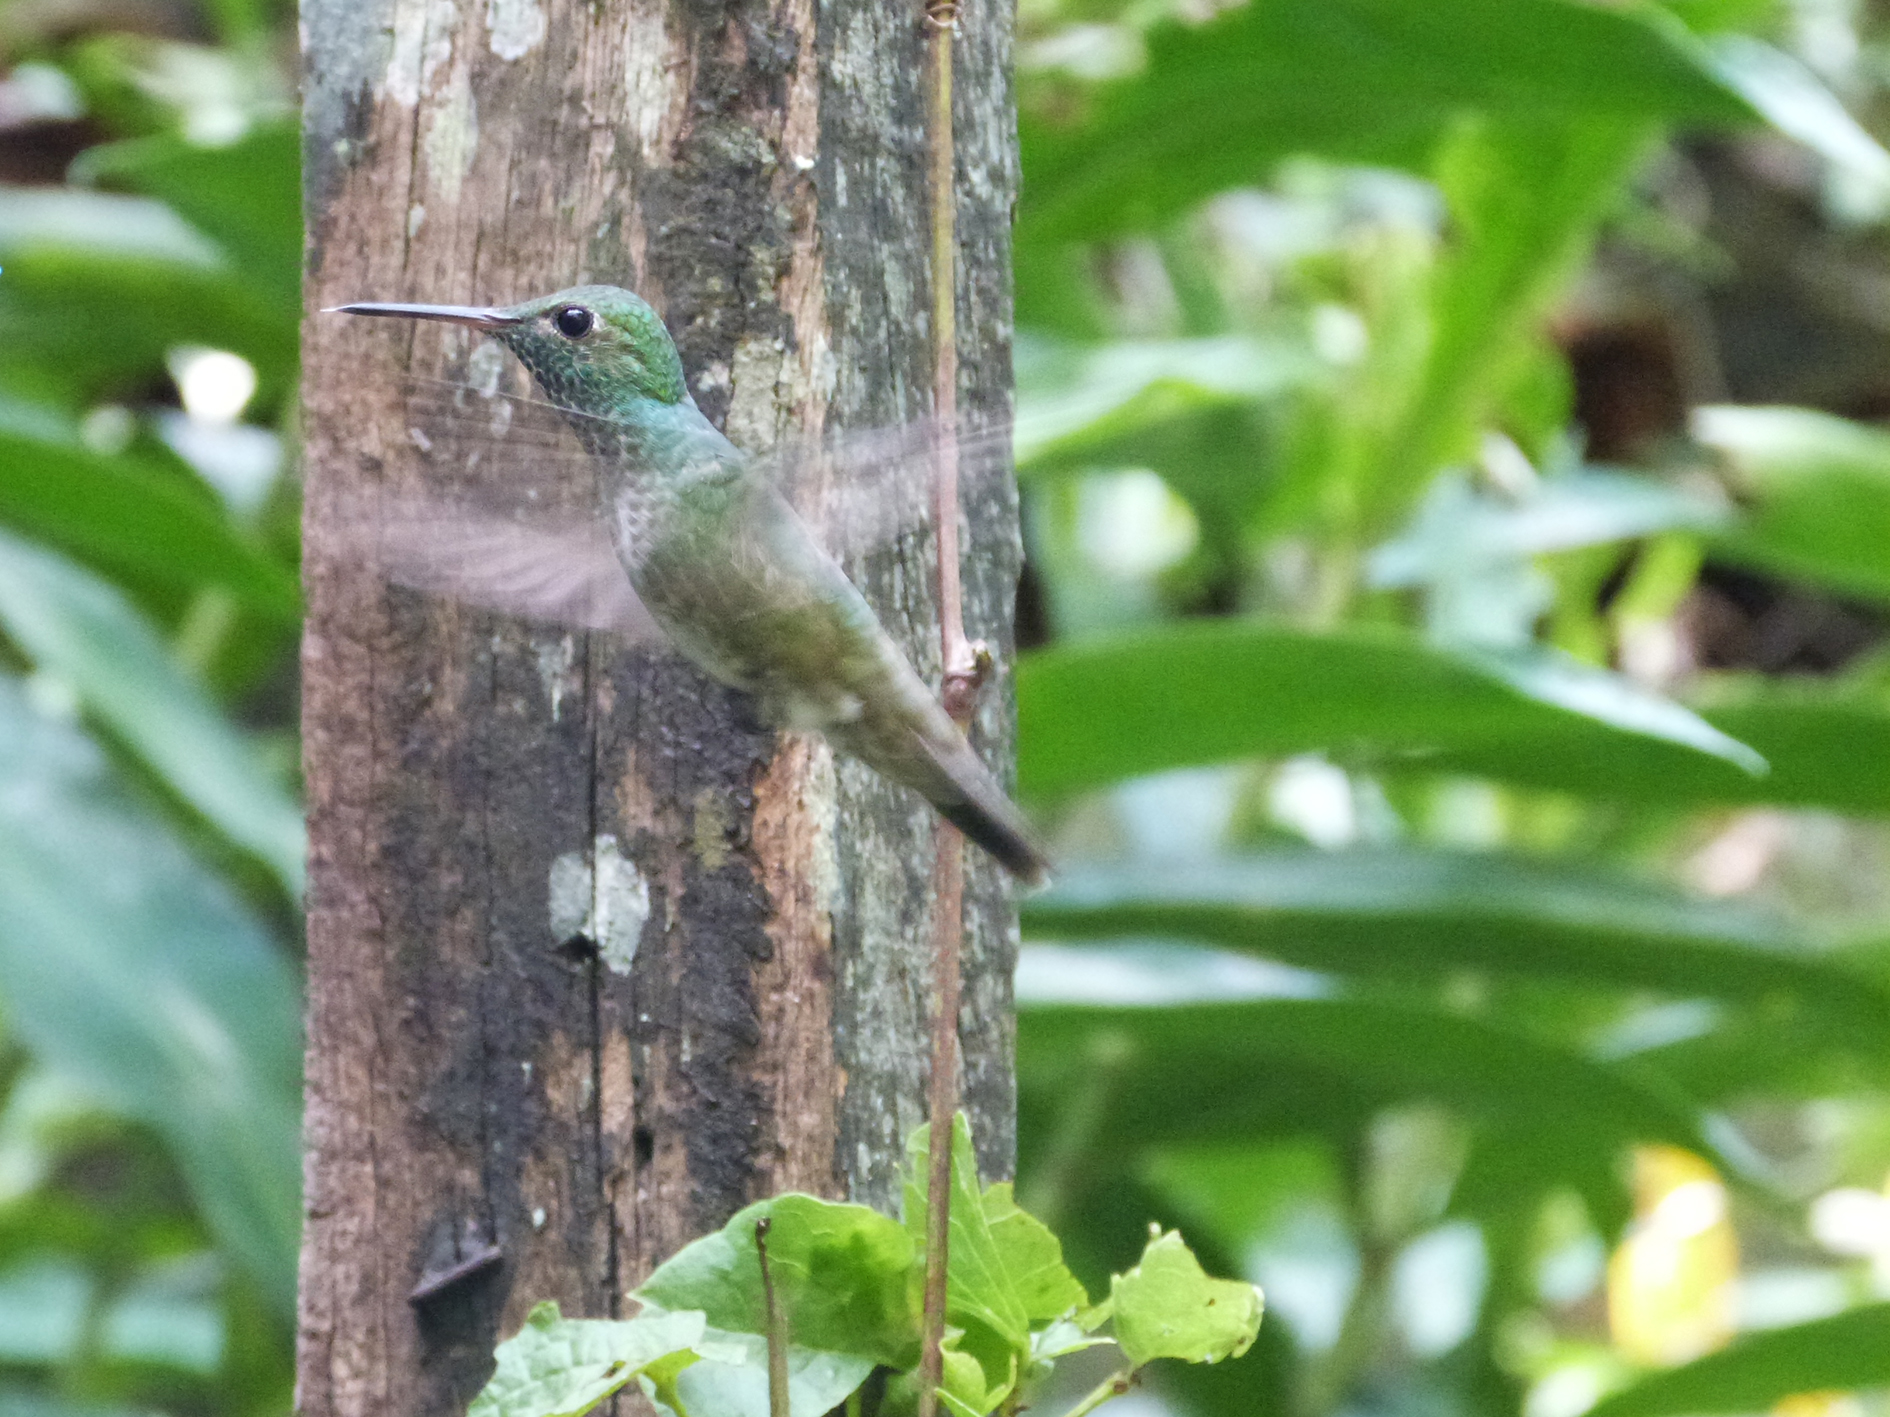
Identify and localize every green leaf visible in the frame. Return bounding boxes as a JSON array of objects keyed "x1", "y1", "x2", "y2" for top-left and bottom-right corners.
[
  {"x1": 1695, "y1": 404, "x2": 1890, "y2": 605},
  {"x1": 469, "y1": 1301, "x2": 707, "y2": 1417},
  {"x1": 1708, "y1": 38, "x2": 1890, "y2": 193},
  {"x1": 1017, "y1": 998, "x2": 1726, "y2": 1165},
  {"x1": 70, "y1": 123, "x2": 302, "y2": 306},
  {"x1": 0, "y1": 414, "x2": 300, "y2": 623},
  {"x1": 1426, "y1": 677, "x2": 1890, "y2": 815},
  {"x1": 1023, "y1": 850, "x2": 1890, "y2": 1033},
  {"x1": 903, "y1": 1117, "x2": 1030, "y2": 1387},
  {"x1": 1109, "y1": 1230, "x2": 1262, "y2": 1367},
  {"x1": 0, "y1": 673, "x2": 301, "y2": 1315},
  {"x1": 666, "y1": 1330, "x2": 876, "y2": 1417},
  {"x1": 1368, "y1": 469, "x2": 1728, "y2": 586},
  {"x1": 1584, "y1": 1303, "x2": 1890, "y2": 1417},
  {"x1": 0, "y1": 529, "x2": 304, "y2": 892},
  {"x1": 634, "y1": 1193, "x2": 919, "y2": 1369},
  {"x1": 1015, "y1": 622, "x2": 1762, "y2": 797},
  {"x1": 1014, "y1": 335, "x2": 1319, "y2": 468},
  {"x1": 981, "y1": 1182, "x2": 1090, "y2": 1324},
  {"x1": 0, "y1": 185, "x2": 224, "y2": 269},
  {"x1": 1020, "y1": 0, "x2": 1754, "y2": 243}
]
